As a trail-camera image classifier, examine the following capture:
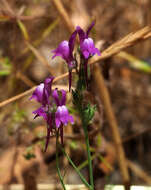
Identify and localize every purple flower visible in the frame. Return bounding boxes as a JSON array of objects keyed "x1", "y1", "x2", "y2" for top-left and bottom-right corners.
[
  {"x1": 76, "y1": 21, "x2": 100, "y2": 59},
  {"x1": 52, "y1": 89, "x2": 74, "y2": 144},
  {"x1": 76, "y1": 22, "x2": 101, "y2": 88},
  {"x1": 55, "y1": 105, "x2": 74, "y2": 128},
  {"x1": 80, "y1": 38, "x2": 100, "y2": 59},
  {"x1": 32, "y1": 105, "x2": 53, "y2": 152},
  {"x1": 52, "y1": 89, "x2": 74, "y2": 127},
  {"x1": 32, "y1": 106, "x2": 48, "y2": 120},
  {"x1": 30, "y1": 76, "x2": 54, "y2": 106},
  {"x1": 32, "y1": 106, "x2": 53, "y2": 152},
  {"x1": 30, "y1": 80, "x2": 74, "y2": 151},
  {"x1": 52, "y1": 89, "x2": 66, "y2": 106},
  {"x1": 30, "y1": 83, "x2": 44, "y2": 103},
  {"x1": 52, "y1": 31, "x2": 77, "y2": 91}
]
